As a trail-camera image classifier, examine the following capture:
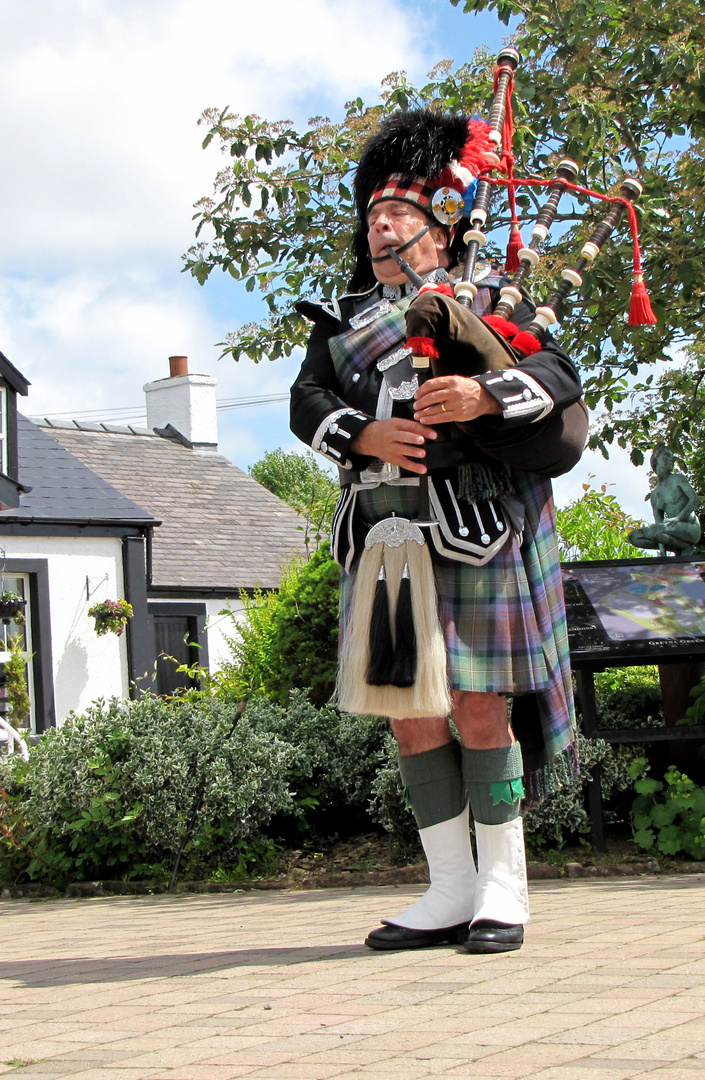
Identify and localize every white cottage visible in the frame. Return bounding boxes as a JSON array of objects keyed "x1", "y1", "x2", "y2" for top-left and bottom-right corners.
[{"x1": 0, "y1": 353, "x2": 305, "y2": 734}]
